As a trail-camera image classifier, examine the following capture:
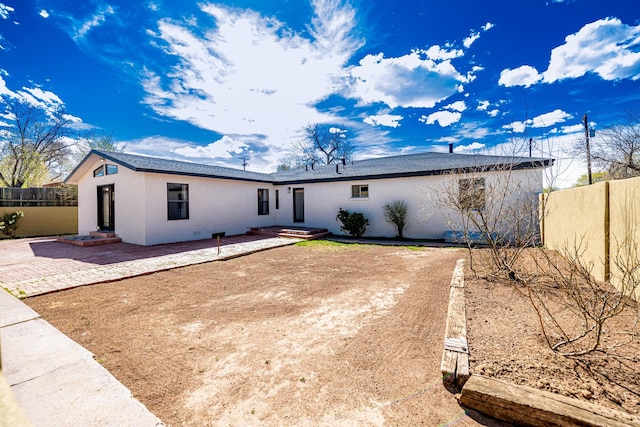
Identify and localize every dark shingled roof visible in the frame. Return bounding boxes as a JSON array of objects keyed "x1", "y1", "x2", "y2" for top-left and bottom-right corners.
[
  {"x1": 273, "y1": 151, "x2": 551, "y2": 184},
  {"x1": 79, "y1": 149, "x2": 275, "y2": 183},
  {"x1": 68, "y1": 149, "x2": 551, "y2": 184}
]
